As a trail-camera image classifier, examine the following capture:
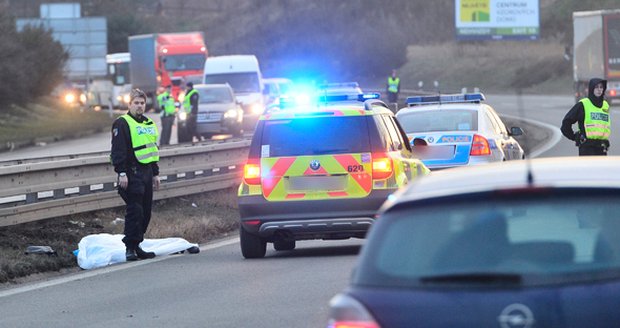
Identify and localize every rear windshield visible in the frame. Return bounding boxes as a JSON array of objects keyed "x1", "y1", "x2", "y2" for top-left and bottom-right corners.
[
  {"x1": 398, "y1": 109, "x2": 478, "y2": 133},
  {"x1": 355, "y1": 191, "x2": 620, "y2": 288},
  {"x1": 260, "y1": 116, "x2": 370, "y2": 157}
]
